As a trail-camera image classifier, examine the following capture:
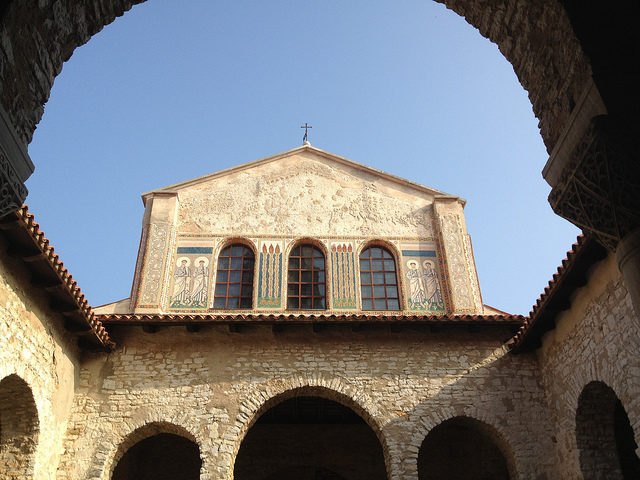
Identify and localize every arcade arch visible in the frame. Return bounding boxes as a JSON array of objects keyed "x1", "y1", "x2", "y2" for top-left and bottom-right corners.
[
  {"x1": 417, "y1": 415, "x2": 515, "y2": 480},
  {"x1": 234, "y1": 394, "x2": 387, "y2": 480},
  {"x1": 110, "y1": 422, "x2": 202, "y2": 480},
  {"x1": 0, "y1": 374, "x2": 39, "y2": 480},
  {"x1": 575, "y1": 381, "x2": 640, "y2": 480}
]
